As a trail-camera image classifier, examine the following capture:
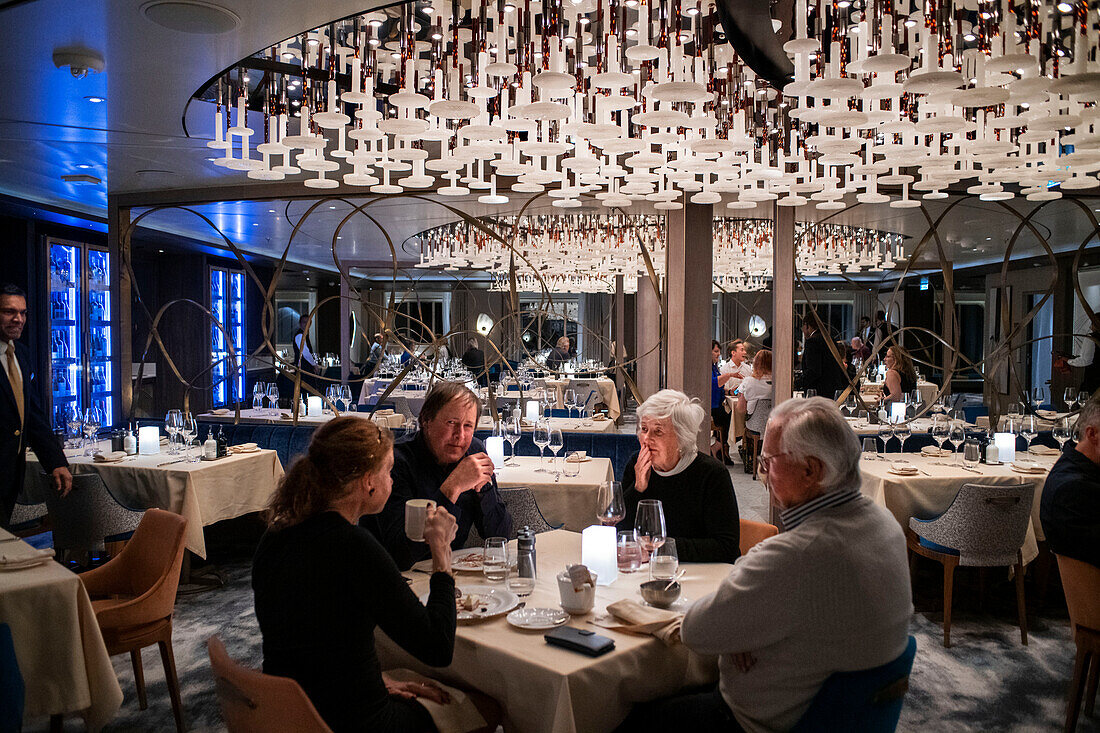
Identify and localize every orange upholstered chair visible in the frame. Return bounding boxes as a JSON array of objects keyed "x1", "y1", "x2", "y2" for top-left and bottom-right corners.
[
  {"x1": 79, "y1": 508, "x2": 187, "y2": 732},
  {"x1": 740, "y1": 519, "x2": 779, "y2": 556},
  {"x1": 207, "y1": 636, "x2": 333, "y2": 733},
  {"x1": 1056, "y1": 554, "x2": 1100, "y2": 731}
]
